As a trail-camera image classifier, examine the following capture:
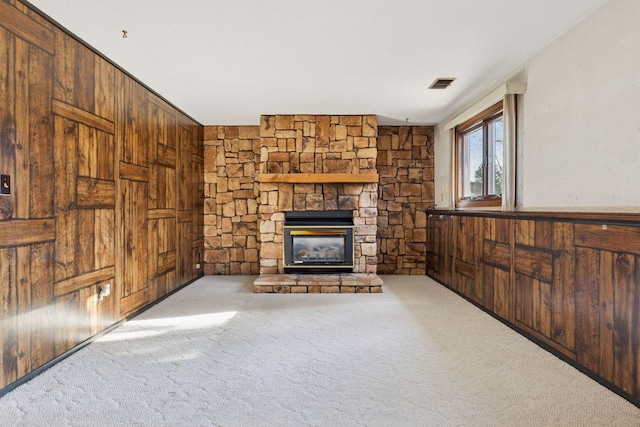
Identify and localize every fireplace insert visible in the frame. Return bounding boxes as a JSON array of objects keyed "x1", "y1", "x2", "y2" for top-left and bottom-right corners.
[{"x1": 283, "y1": 211, "x2": 354, "y2": 273}]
